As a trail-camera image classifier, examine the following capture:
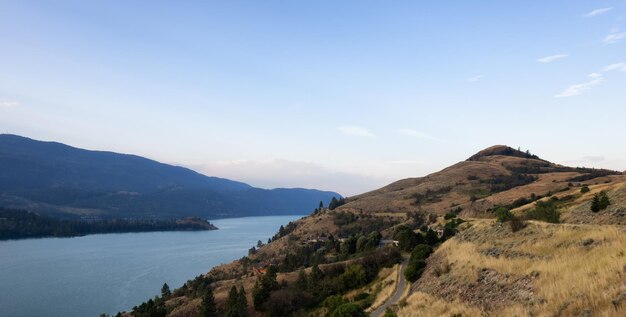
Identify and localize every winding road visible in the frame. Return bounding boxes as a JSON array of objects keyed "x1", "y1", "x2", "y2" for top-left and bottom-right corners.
[{"x1": 370, "y1": 256, "x2": 410, "y2": 317}]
